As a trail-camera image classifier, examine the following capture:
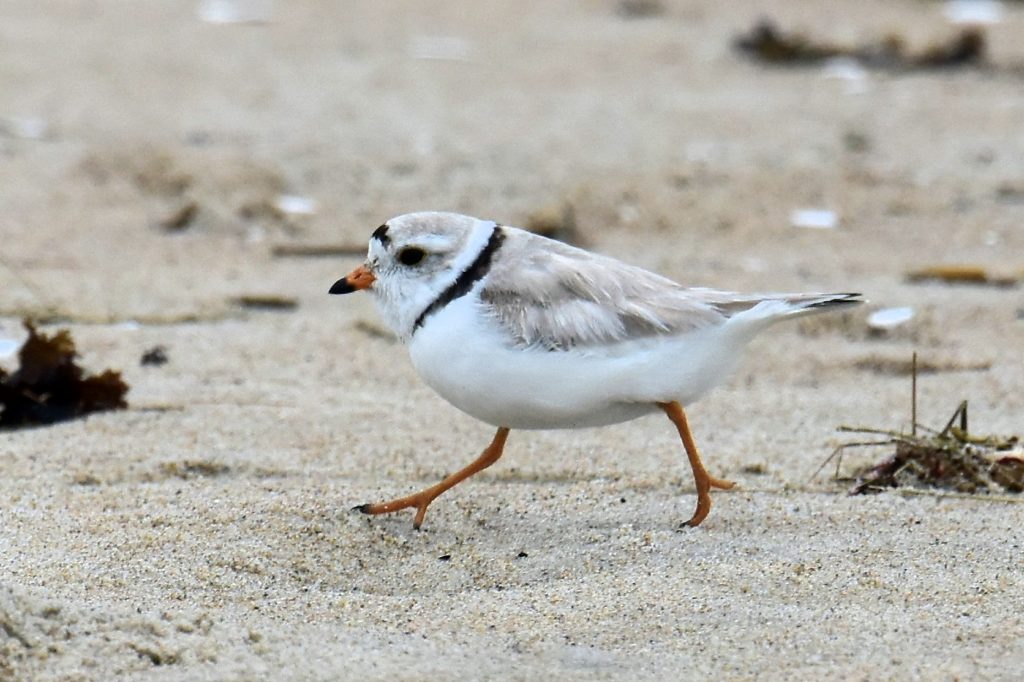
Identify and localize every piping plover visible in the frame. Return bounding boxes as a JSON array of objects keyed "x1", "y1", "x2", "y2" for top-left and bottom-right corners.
[{"x1": 331, "y1": 211, "x2": 861, "y2": 529}]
